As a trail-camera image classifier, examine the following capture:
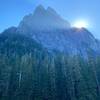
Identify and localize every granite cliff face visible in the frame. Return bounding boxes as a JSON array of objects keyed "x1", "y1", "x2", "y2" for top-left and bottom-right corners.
[
  {"x1": 17, "y1": 5, "x2": 70, "y2": 33},
  {"x1": 2, "y1": 5, "x2": 100, "y2": 57},
  {"x1": 15, "y1": 5, "x2": 100, "y2": 57}
]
